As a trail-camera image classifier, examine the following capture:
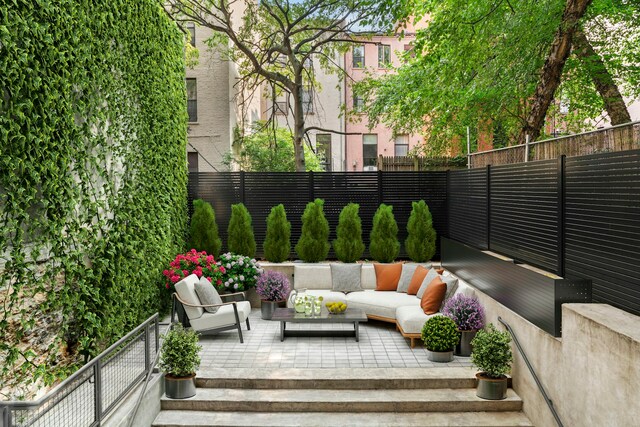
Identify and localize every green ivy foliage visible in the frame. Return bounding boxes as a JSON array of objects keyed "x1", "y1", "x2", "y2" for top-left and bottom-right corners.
[
  {"x1": 263, "y1": 204, "x2": 291, "y2": 263},
  {"x1": 189, "y1": 199, "x2": 222, "y2": 257},
  {"x1": 405, "y1": 200, "x2": 437, "y2": 262},
  {"x1": 227, "y1": 203, "x2": 256, "y2": 257},
  {"x1": 295, "y1": 199, "x2": 330, "y2": 262},
  {"x1": 369, "y1": 204, "x2": 400, "y2": 263},
  {"x1": 0, "y1": 0, "x2": 187, "y2": 392},
  {"x1": 333, "y1": 203, "x2": 365, "y2": 263}
]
